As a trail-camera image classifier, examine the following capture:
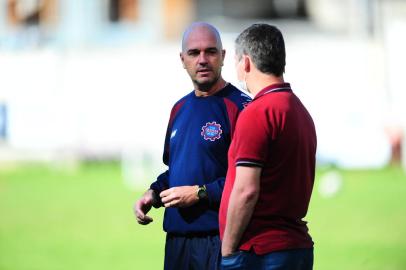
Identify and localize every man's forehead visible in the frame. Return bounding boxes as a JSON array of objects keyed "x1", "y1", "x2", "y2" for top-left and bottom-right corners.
[
  {"x1": 182, "y1": 25, "x2": 222, "y2": 51},
  {"x1": 185, "y1": 37, "x2": 219, "y2": 51}
]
